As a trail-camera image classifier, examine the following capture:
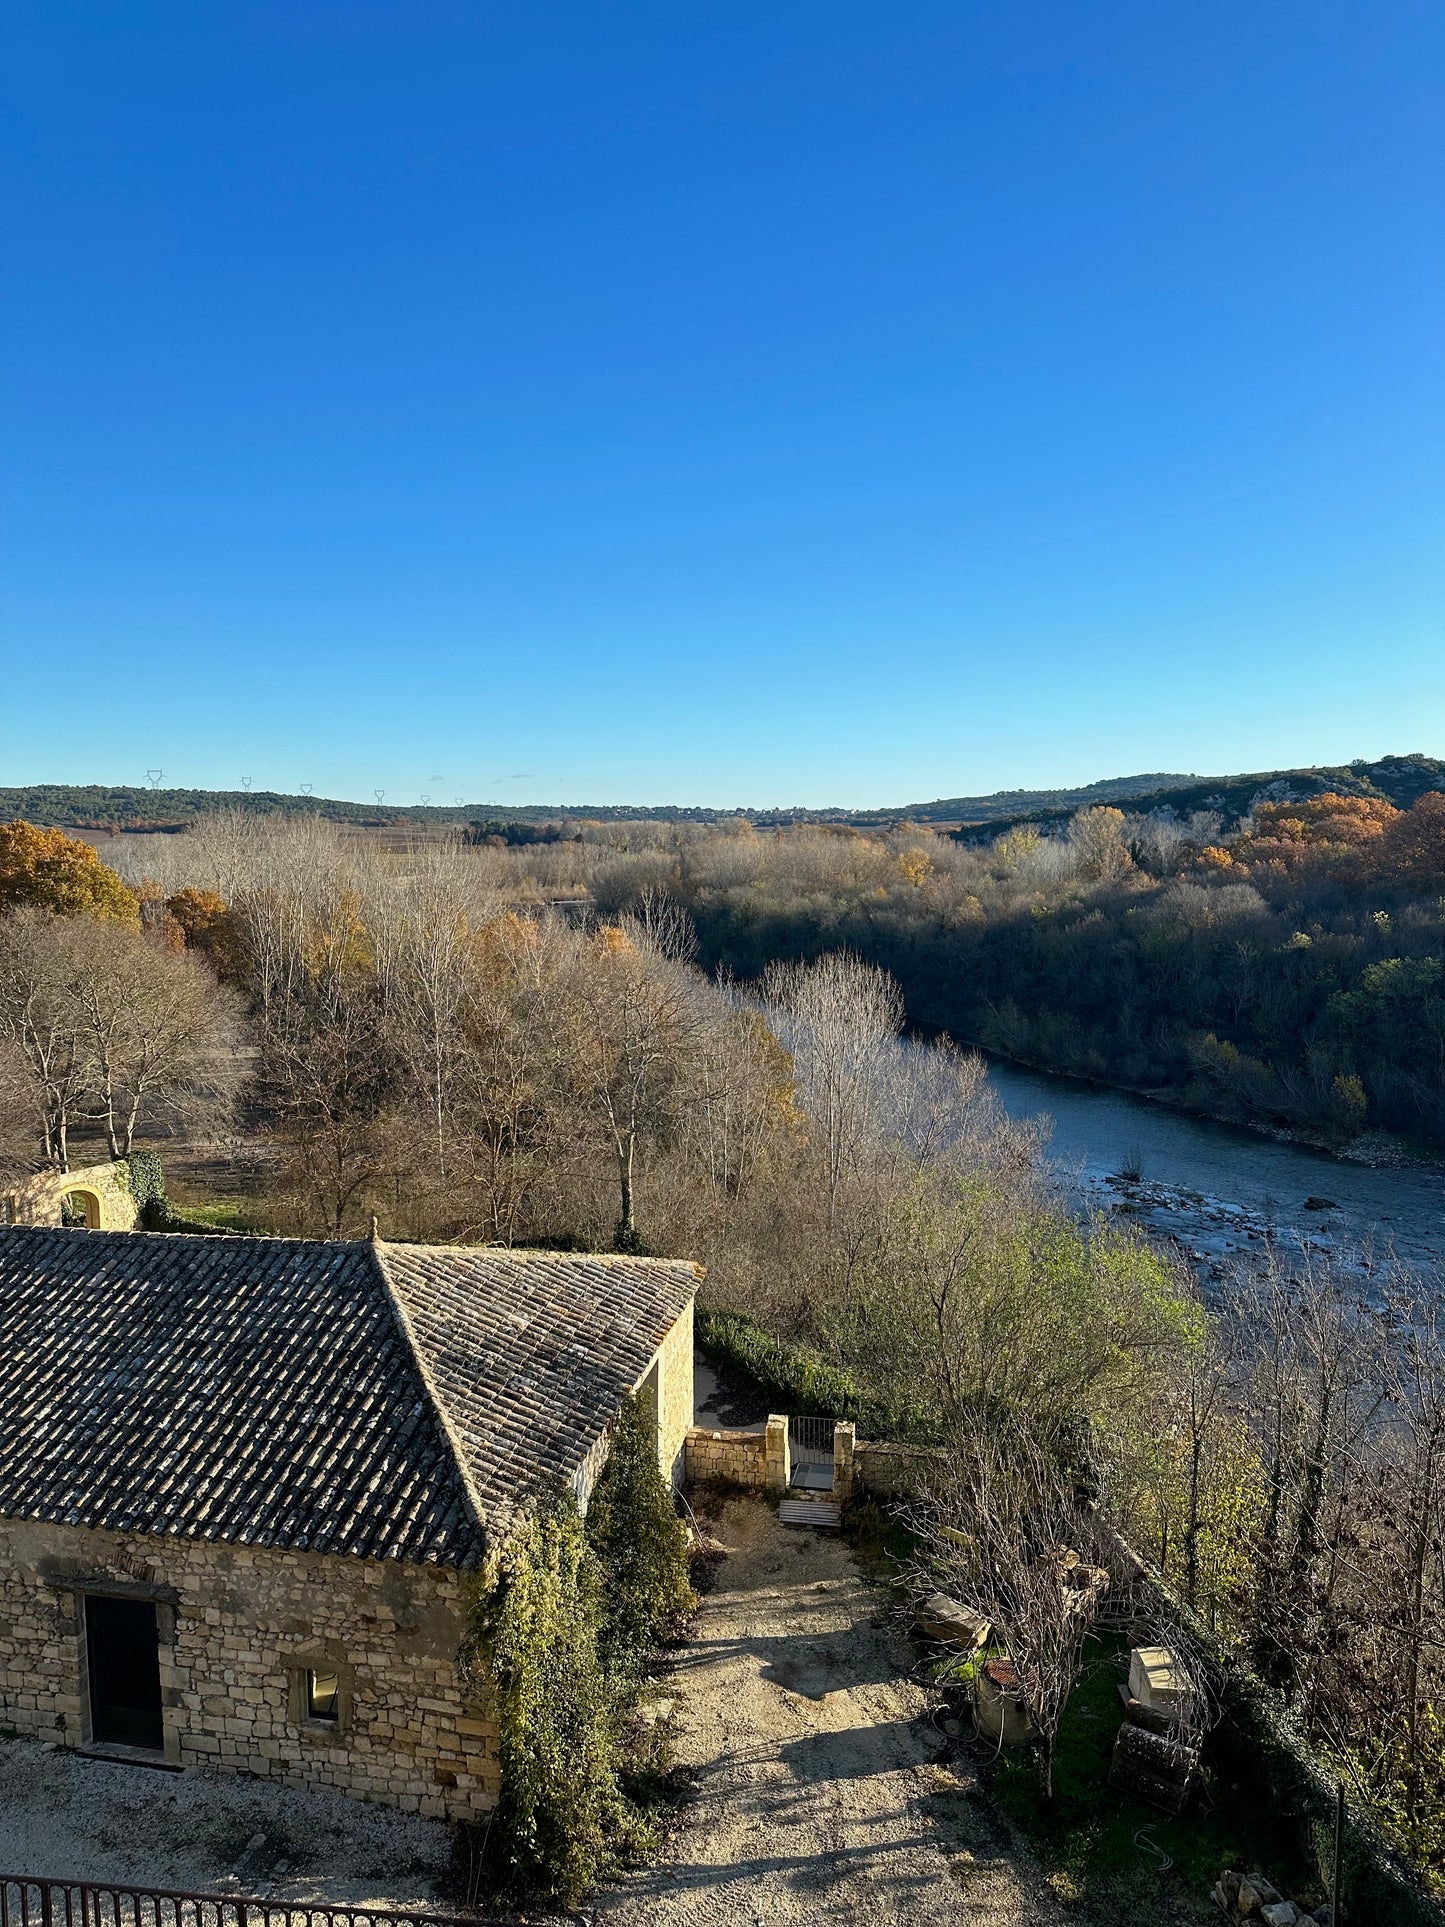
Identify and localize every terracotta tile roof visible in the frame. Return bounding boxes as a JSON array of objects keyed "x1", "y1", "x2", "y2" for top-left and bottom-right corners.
[
  {"x1": 0, "y1": 1226, "x2": 698, "y2": 1567},
  {"x1": 376, "y1": 1243, "x2": 699, "y2": 1528}
]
